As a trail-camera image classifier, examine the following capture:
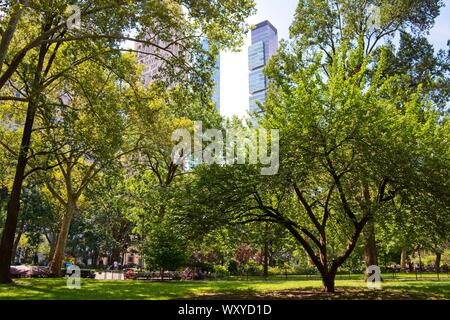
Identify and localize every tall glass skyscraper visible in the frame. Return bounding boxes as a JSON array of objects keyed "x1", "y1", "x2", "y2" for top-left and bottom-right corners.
[{"x1": 248, "y1": 20, "x2": 278, "y2": 114}]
